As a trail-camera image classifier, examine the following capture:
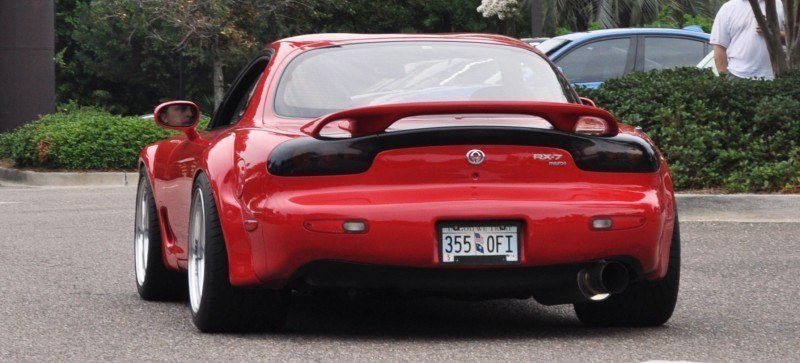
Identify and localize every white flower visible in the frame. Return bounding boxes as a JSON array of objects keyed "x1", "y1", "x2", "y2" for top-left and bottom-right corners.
[{"x1": 477, "y1": 0, "x2": 520, "y2": 20}]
